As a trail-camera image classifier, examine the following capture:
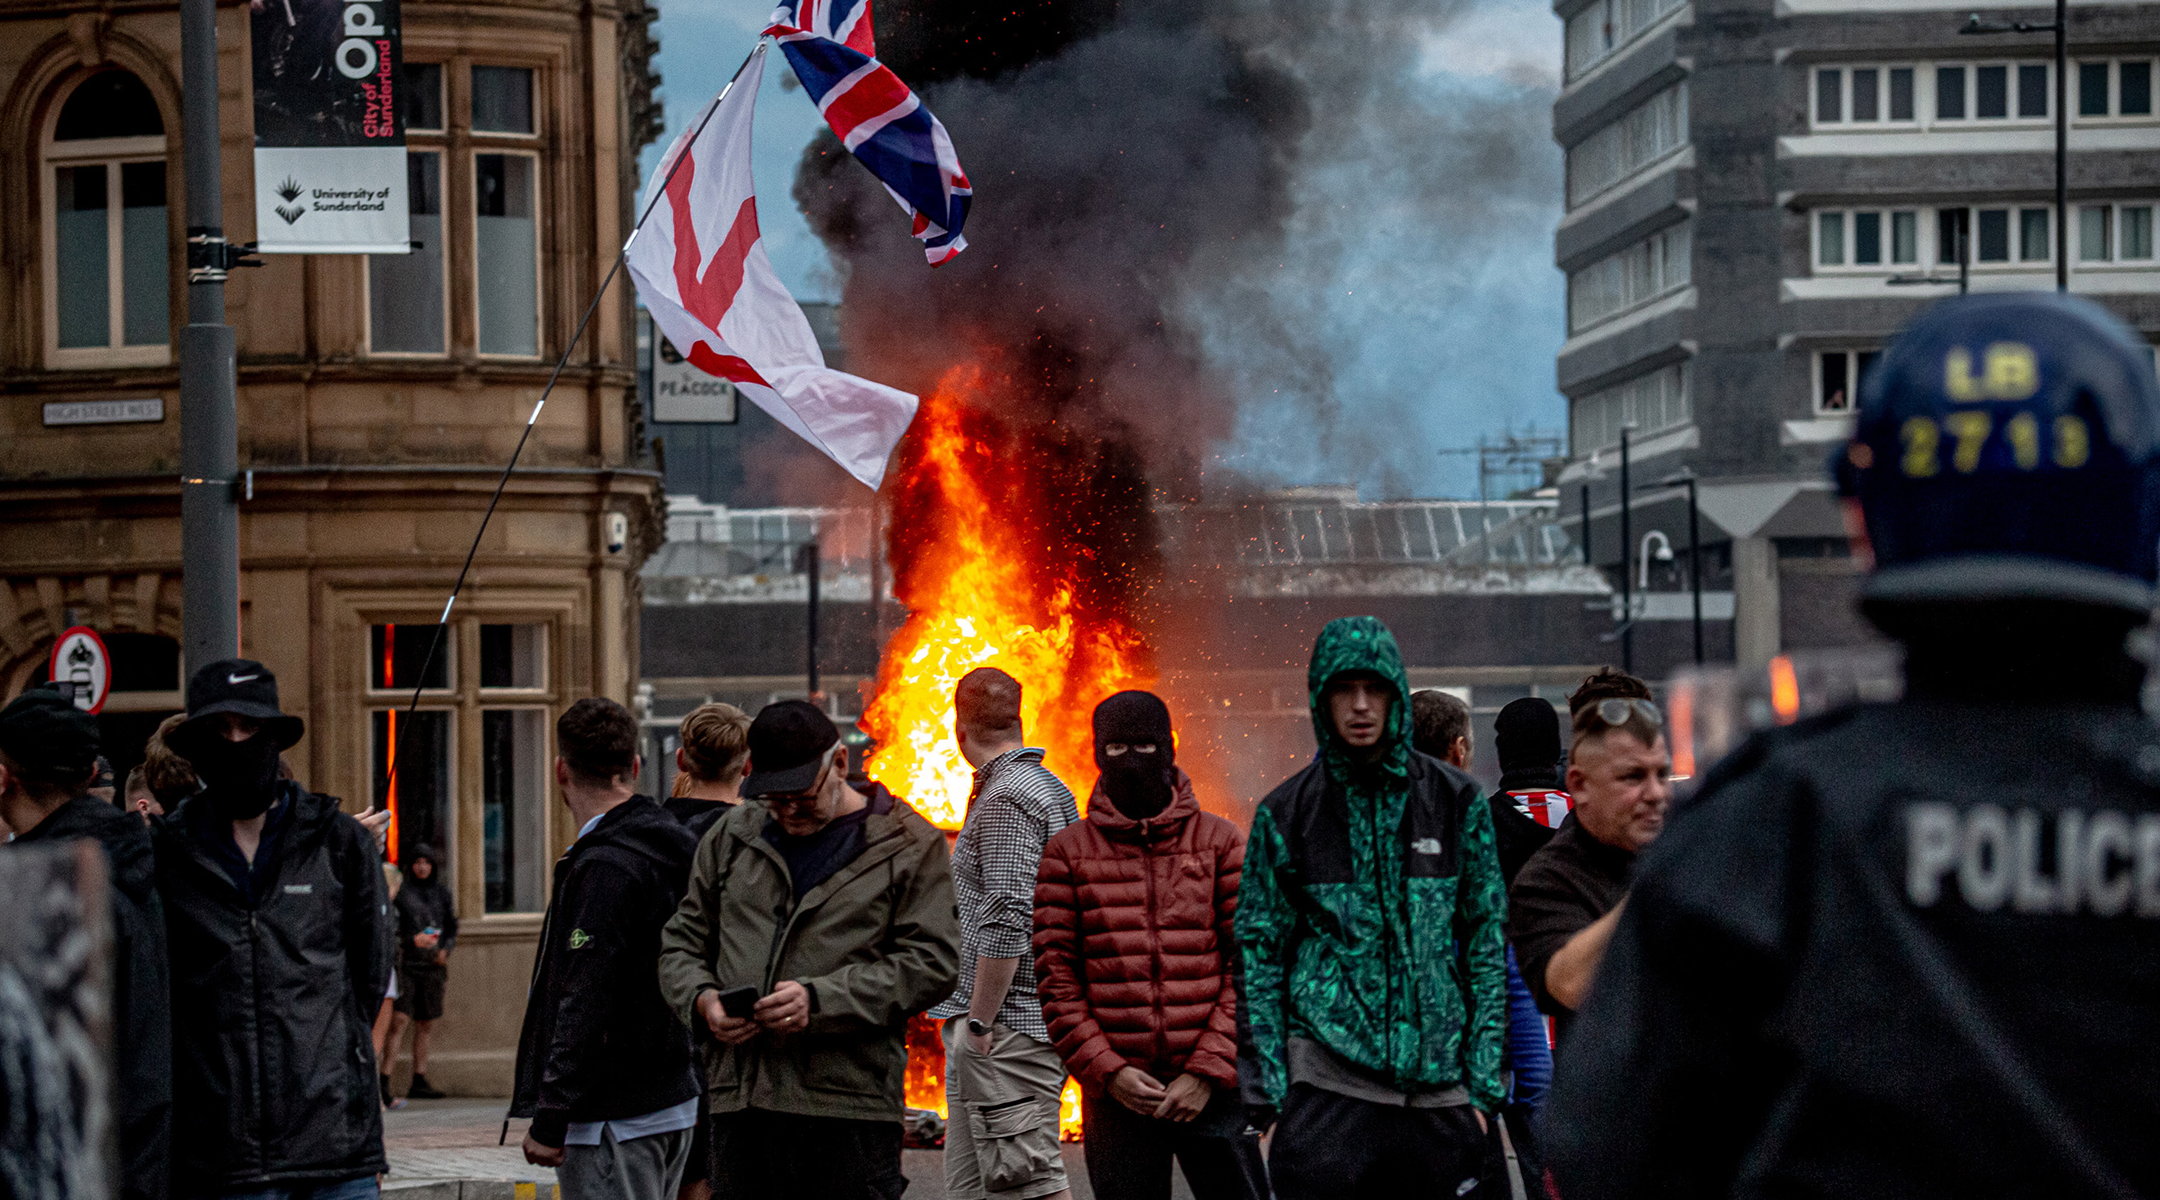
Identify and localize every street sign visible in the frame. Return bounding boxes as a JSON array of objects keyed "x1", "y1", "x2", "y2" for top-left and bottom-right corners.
[
  {"x1": 49, "y1": 627, "x2": 111, "y2": 714},
  {"x1": 653, "y1": 335, "x2": 739, "y2": 423}
]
